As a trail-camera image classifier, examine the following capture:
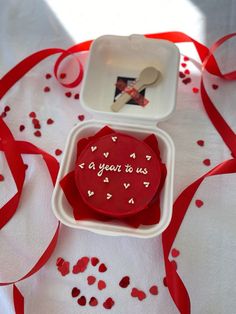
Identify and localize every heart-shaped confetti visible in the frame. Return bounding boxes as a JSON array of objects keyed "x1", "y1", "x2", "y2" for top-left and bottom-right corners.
[
  {"x1": 79, "y1": 163, "x2": 85, "y2": 169},
  {"x1": 72, "y1": 256, "x2": 89, "y2": 274},
  {"x1": 103, "y1": 152, "x2": 109, "y2": 158},
  {"x1": 203, "y1": 158, "x2": 211, "y2": 166},
  {"x1": 77, "y1": 296, "x2": 86, "y2": 306},
  {"x1": 131, "y1": 288, "x2": 146, "y2": 301},
  {"x1": 143, "y1": 182, "x2": 150, "y2": 188},
  {"x1": 98, "y1": 280, "x2": 106, "y2": 290},
  {"x1": 87, "y1": 275, "x2": 96, "y2": 285},
  {"x1": 112, "y1": 136, "x2": 117, "y2": 142},
  {"x1": 88, "y1": 190, "x2": 94, "y2": 197},
  {"x1": 128, "y1": 198, "x2": 134, "y2": 204},
  {"x1": 91, "y1": 146, "x2": 97, "y2": 152},
  {"x1": 89, "y1": 297, "x2": 98, "y2": 307},
  {"x1": 103, "y1": 177, "x2": 109, "y2": 183},
  {"x1": 103, "y1": 297, "x2": 115, "y2": 309},
  {"x1": 130, "y1": 153, "x2": 136, "y2": 159},
  {"x1": 171, "y1": 248, "x2": 180, "y2": 258},
  {"x1": 91, "y1": 257, "x2": 99, "y2": 266},
  {"x1": 195, "y1": 199, "x2": 204, "y2": 208},
  {"x1": 78, "y1": 114, "x2": 85, "y2": 121},
  {"x1": 106, "y1": 193, "x2": 112, "y2": 200},
  {"x1": 98, "y1": 263, "x2": 107, "y2": 273},
  {"x1": 149, "y1": 285, "x2": 158, "y2": 295},
  {"x1": 119, "y1": 276, "x2": 130, "y2": 288},
  {"x1": 146, "y1": 155, "x2": 151, "y2": 161},
  {"x1": 71, "y1": 287, "x2": 80, "y2": 298},
  {"x1": 197, "y1": 140, "x2": 205, "y2": 147},
  {"x1": 57, "y1": 261, "x2": 70, "y2": 276}
]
